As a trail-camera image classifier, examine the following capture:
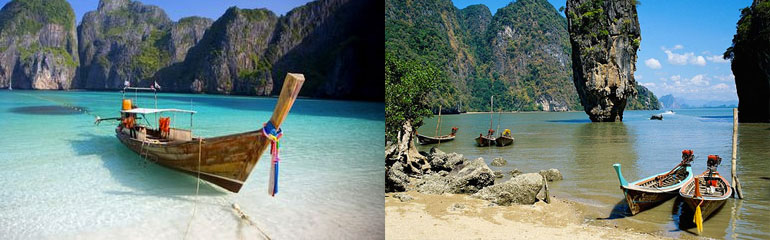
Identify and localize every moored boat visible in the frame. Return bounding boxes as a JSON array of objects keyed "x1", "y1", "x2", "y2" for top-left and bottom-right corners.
[
  {"x1": 651, "y1": 114, "x2": 663, "y2": 120},
  {"x1": 495, "y1": 129, "x2": 514, "y2": 146},
  {"x1": 100, "y1": 73, "x2": 304, "y2": 193},
  {"x1": 416, "y1": 127, "x2": 458, "y2": 145},
  {"x1": 612, "y1": 150, "x2": 694, "y2": 215},
  {"x1": 475, "y1": 129, "x2": 496, "y2": 147},
  {"x1": 679, "y1": 155, "x2": 731, "y2": 233}
]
